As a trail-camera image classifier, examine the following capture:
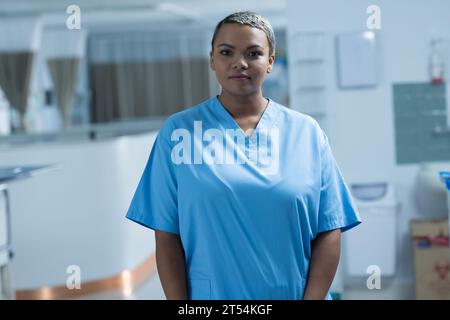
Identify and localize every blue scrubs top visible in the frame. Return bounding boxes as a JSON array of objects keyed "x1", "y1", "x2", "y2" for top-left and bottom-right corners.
[{"x1": 126, "y1": 96, "x2": 361, "y2": 300}]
